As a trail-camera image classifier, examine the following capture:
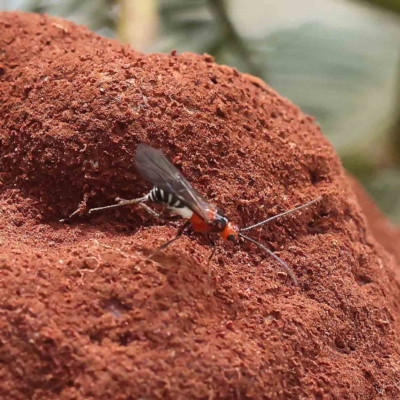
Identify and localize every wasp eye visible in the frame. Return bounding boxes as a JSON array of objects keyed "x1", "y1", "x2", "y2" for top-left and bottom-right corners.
[{"x1": 227, "y1": 234, "x2": 237, "y2": 242}]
